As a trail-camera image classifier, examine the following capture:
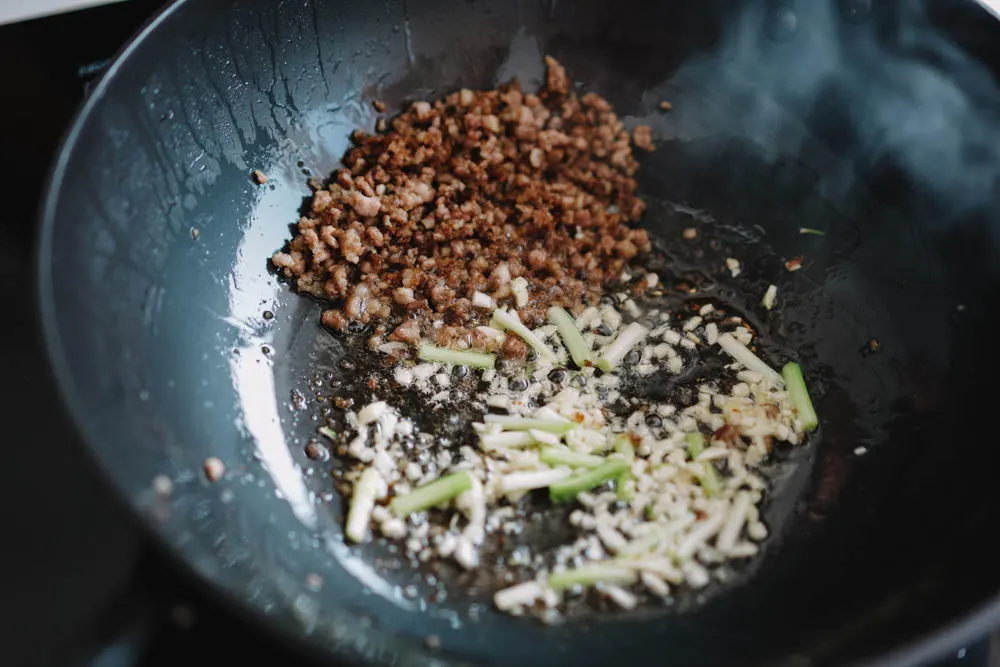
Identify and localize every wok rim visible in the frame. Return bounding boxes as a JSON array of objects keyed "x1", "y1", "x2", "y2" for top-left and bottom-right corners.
[
  {"x1": 33, "y1": 0, "x2": 1000, "y2": 664},
  {"x1": 31, "y1": 0, "x2": 360, "y2": 664}
]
